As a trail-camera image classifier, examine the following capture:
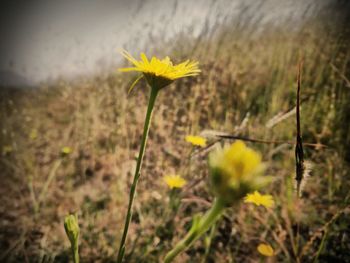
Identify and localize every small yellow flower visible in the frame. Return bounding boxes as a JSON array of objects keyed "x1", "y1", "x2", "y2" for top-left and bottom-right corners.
[
  {"x1": 209, "y1": 140, "x2": 270, "y2": 205},
  {"x1": 61, "y1": 146, "x2": 72, "y2": 155},
  {"x1": 29, "y1": 129, "x2": 38, "y2": 140},
  {"x1": 244, "y1": 191, "x2": 274, "y2": 208},
  {"x1": 185, "y1": 135, "x2": 206, "y2": 147},
  {"x1": 257, "y1": 243, "x2": 274, "y2": 257},
  {"x1": 119, "y1": 50, "x2": 200, "y2": 90},
  {"x1": 164, "y1": 174, "x2": 187, "y2": 189},
  {"x1": 2, "y1": 145, "x2": 13, "y2": 155}
]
